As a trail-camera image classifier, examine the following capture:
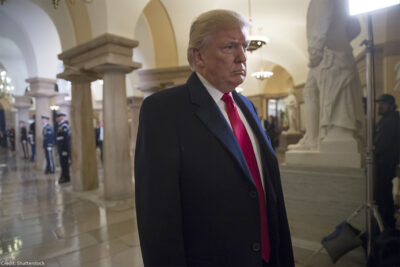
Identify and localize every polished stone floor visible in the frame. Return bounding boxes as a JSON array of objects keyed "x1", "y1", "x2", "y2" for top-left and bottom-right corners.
[
  {"x1": 0, "y1": 148, "x2": 143, "y2": 267},
  {"x1": 2, "y1": 145, "x2": 399, "y2": 267}
]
